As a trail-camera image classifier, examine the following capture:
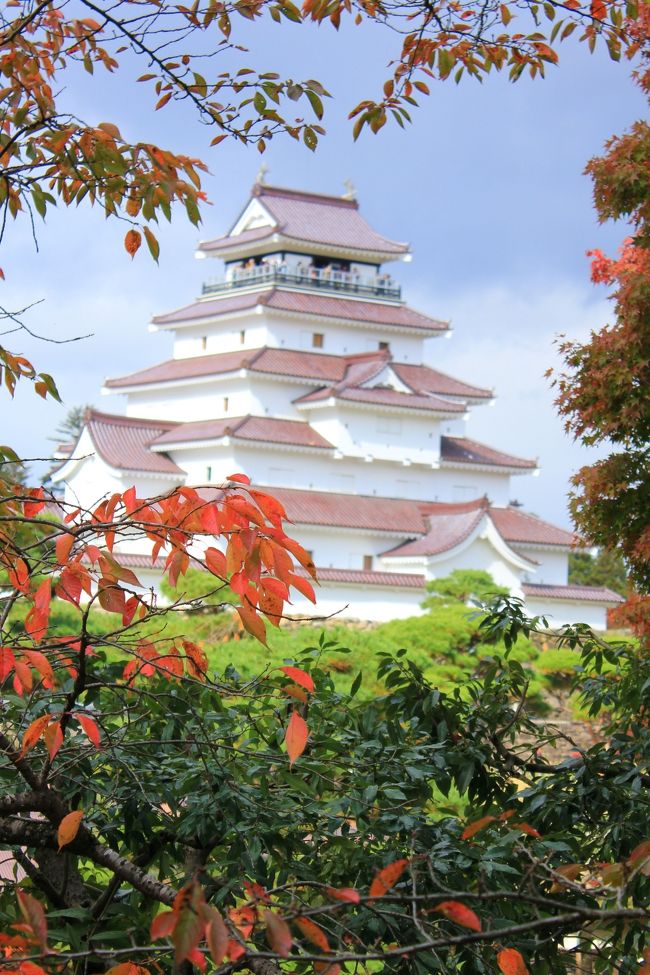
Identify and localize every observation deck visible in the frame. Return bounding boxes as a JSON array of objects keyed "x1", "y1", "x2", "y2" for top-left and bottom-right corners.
[{"x1": 202, "y1": 263, "x2": 402, "y2": 301}]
